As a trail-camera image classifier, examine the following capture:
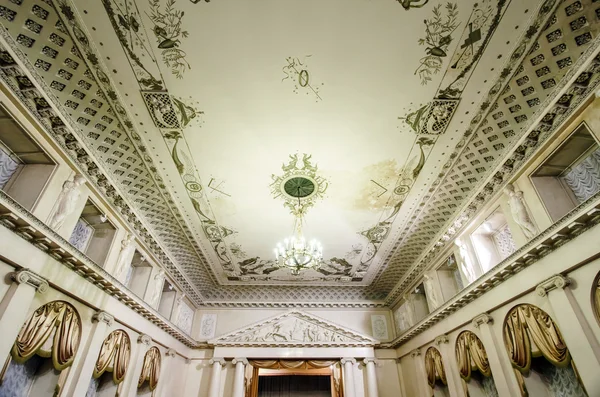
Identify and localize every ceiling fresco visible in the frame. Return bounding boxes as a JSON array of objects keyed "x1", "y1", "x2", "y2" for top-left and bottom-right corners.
[{"x1": 0, "y1": 0, "x2": 599, "y2": 305}]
